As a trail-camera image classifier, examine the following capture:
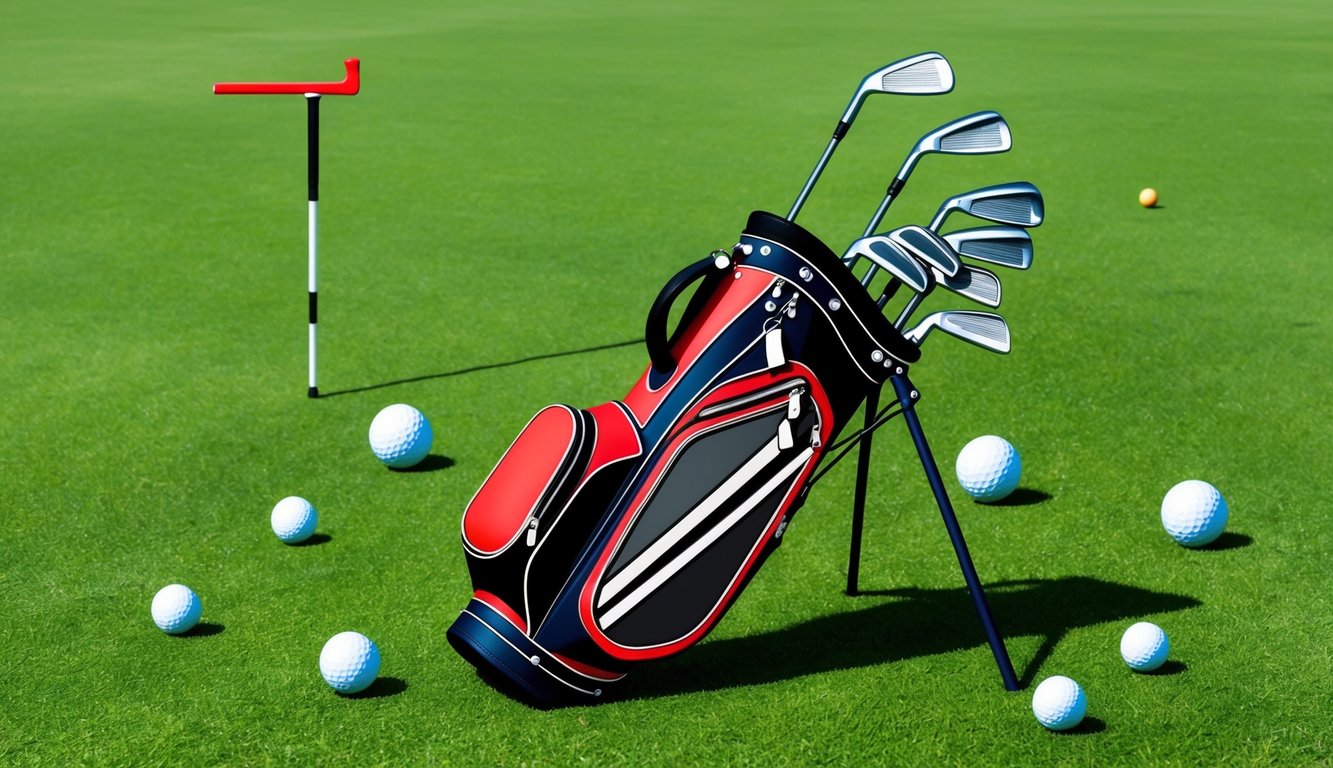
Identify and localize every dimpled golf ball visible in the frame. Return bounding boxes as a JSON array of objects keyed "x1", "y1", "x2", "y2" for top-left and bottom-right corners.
[
  {"x1": 320, "y1": 631, "x2": 381, "y2": 694},
  {"x1": 368, "y1": 403, "x2": 433, "y2": 469},
  {"x1": 955, "y1": 435, "x2": 1021, "y2": 502},
  {"x1": 151, "y1": 584, "x2": 202, "y2": 635},
  {"x1": 1161, "y1": 479, "x2": 1228, "y2": 547},
  {"x1": 1032, "y1": 675, "x2": 1087, "y2": 731},
  {"x1": 1139, "y1": 187, "x2": 1158, "y2": 207},
  {"x1": 1121, "y1": 621, "x2": 1170, "y2": 672},
  {"x1": 271, "y1": 496, "x2": 318, "y2": 544}
]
